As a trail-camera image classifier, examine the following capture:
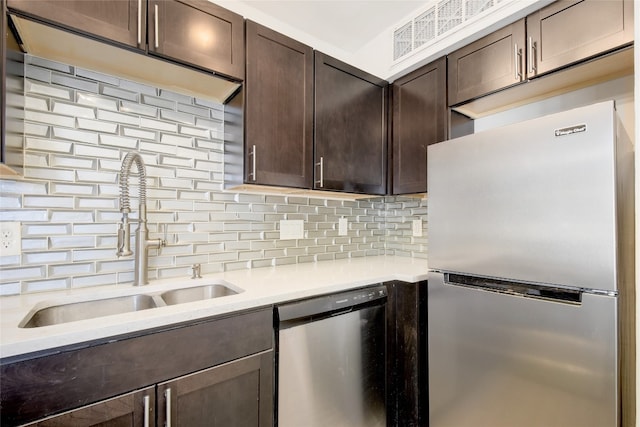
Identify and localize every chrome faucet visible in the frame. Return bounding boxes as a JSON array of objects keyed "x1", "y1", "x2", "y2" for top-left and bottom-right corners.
[{"x1": 117, "y1": 152, "x2": 166, "y2": 286}]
